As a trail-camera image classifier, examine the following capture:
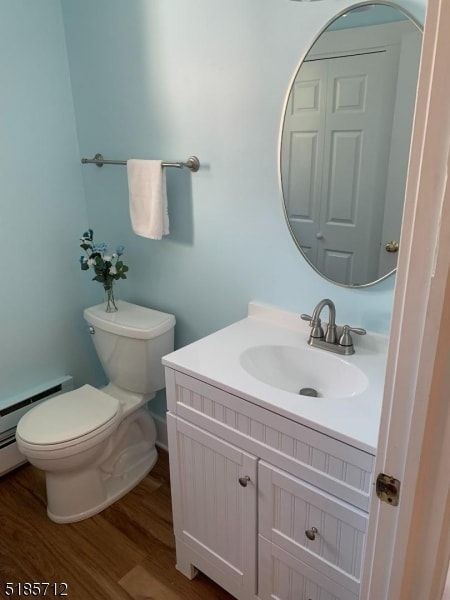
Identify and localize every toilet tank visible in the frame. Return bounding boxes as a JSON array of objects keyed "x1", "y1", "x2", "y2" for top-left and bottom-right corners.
[{"x1": 84, "y1": 301, "x2": 175, "y2": 395}]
